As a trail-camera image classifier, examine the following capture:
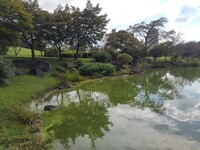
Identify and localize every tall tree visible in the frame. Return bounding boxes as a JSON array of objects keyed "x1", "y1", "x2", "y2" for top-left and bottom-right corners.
[
  {"x1": 43, "y1": 4, "x2": 71, "y2": 60},
  {"x1": 68, "y1": 0, "x2": 109, "y2": 59},
  {"x1": 129, "y1": 17, "x2": 174, "y2": 54},
  {"x1": 0, "y1": 0, "x2": 32, "y2": 53},
  {"x1": 21, "y1": 0, "x2": 45, "y2": 59},
  {"x1": 105, "y1": 29, "x2": 141, "y2": 51},
  {"x1": 105, "y1": 29, "x2": 144, "y2": 63}
]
